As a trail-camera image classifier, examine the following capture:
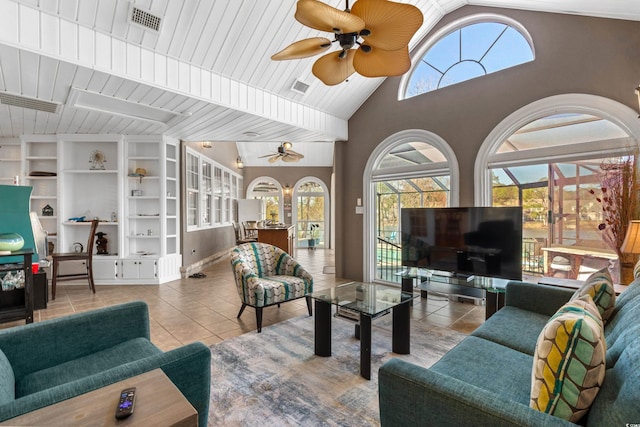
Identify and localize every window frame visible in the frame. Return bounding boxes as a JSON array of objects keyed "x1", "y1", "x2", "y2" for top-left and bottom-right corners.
[
  {"x1": 398, "y1": 13, "x2": 535, "y2": 100},
  {"x1": 185, "y1": 147, "x2": 243, "y2": 232}
]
